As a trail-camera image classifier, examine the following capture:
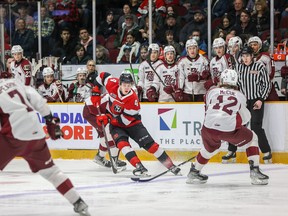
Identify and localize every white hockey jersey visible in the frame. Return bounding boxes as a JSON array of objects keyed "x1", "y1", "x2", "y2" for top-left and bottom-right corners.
[
  {"x1": 10, "y1": 58, "x2": 34, "y2": 86},
  {"x1": 67, "y1": 82, "x2": 92, "y2": 102},
  {"x1": 137, "y1": 59, "x2": 163, "y2": 99},
  {"x1": 178, "y1": 54, "x2": 210, "y2": 95},
  {"x1": 38, "y1": 80, "x2": 65, "y2": 102},
  {"x1": 0, "y1": 79, "x2": 50, "y2": 140},
  {"x1": 152, "y1": 62, "x2": 178, "y2": 102},
  {"x1": 210, "y1": 54, "x2": 235, "y2": 81},
  {"x1": 204, "y1": 87, "x2": 250, "y2": 132}
]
